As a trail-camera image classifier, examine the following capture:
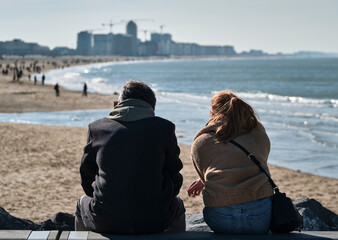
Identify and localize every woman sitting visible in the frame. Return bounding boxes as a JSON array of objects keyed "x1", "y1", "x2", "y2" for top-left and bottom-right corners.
[{"x1": 188, "y1": 90, "x2": 274, "y2": 234}]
